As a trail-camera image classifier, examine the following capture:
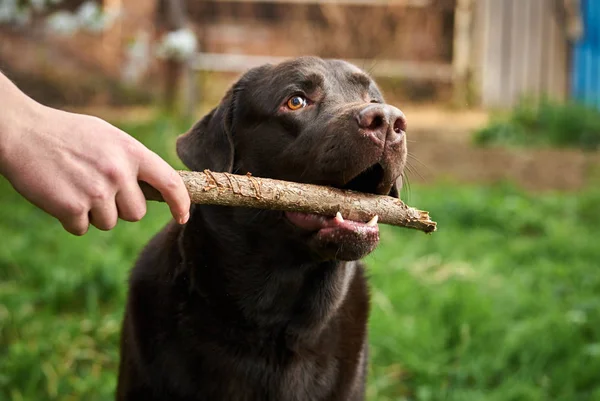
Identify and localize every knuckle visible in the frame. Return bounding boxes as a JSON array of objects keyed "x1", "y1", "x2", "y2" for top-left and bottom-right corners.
[
  {"x1": 103, "y1": 220, "x2": 118, "y2": 231},
  {"x1": 63, "y1": 201, "x2": 87, "y2": 216},
  {"x1": 124, "y1": 205, "x2": 146, "y2": 222},
  {"x1": 165, "y1": 170, "x2": 182, "y2": 191},
  {"x1": 123, "y1": 138, "x2": 144, "y2": 159},
  {"x1": 131, "y1": 204, "x2": 147, "y2": 221},
  {"x1": 62, "y1": 219, "x2": 88, "y2": 236},
  {"x1": 100, "y1": 163, "x2": 123, "y2": 184},
  {"x1": 71, "y1": 226, "x2": 88, "y2": 236},
  {"x1": 117, "y1": 192, "x2": 147, "y2": 222},
  {"x1": 93, "y1": 217, "x2": 117, "y2": 231},
  {"x1": 88, "y1": 187, "x2": 111, "y2": 203}
]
